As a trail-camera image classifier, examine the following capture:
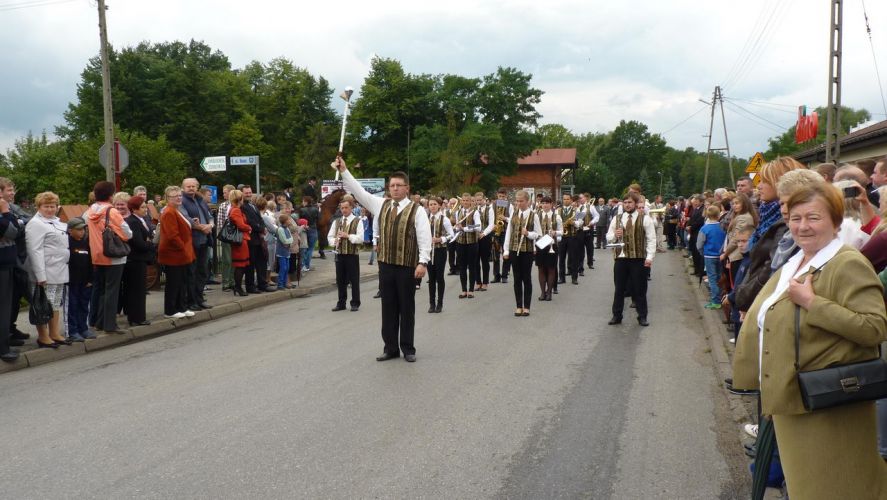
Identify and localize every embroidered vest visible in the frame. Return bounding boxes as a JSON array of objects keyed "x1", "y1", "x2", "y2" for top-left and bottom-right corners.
[
  {"x1": 456, "y1": 208, "x2": 478, "y2": 244},
  {"x1": 336, "y1": 216, "x2": 361, "y2": 255},
  {"x1": 378, "y1": 199, "x2": 420, "y2": 267},
  {"x1": 619, "y1": 212, "x2": 647, "y2": 259},
  {"x1": 431, "y1": 214, "x2": 447, "y2": 249},
  {"x1": 561, "y1": 207, "x2": 576, "y2": 236},
  {"x1": 479, "y1": 206, "x2": 489, "y2": 231},
  {"x1": 508, "y1": 211, "x2": 535, "y2": 253},
  {"x1": 540, "y1": 211, "x2": 556, "y2": 250}
]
